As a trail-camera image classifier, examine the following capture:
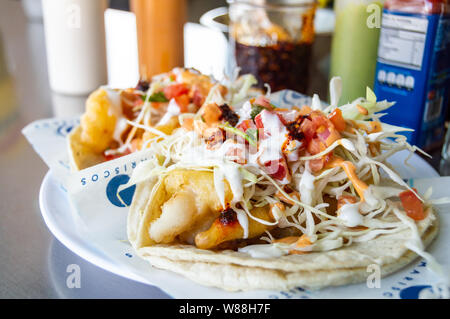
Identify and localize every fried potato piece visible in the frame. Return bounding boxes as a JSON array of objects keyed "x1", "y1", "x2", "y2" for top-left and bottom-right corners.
[
  {"x1": 80, "y1": 88, "x2": 117, "y2": 153},
  {"x1": 195, "y1": 205, "x2": 275, "y2": 250}
]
